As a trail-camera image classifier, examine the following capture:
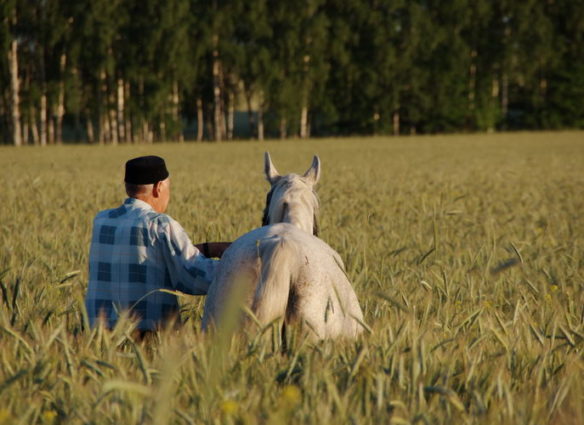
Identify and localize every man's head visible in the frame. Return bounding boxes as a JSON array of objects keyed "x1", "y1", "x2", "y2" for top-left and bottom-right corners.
[{"x1": 124, "y1": 156, "x2": 171, "y2": 213}]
